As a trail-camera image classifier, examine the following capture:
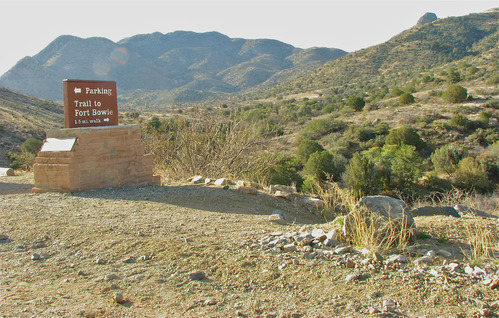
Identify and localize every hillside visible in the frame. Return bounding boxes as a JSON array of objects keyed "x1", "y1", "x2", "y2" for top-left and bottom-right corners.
[
  {"x1": 0, "y1": 31, "x2": 346, "y2": 106},
  {"x1": 0, "y1": 87, "x2": 63, "y2": 166},
  {"x1": 266, "y1": 9, "x2": 498, "y2": 99}
]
